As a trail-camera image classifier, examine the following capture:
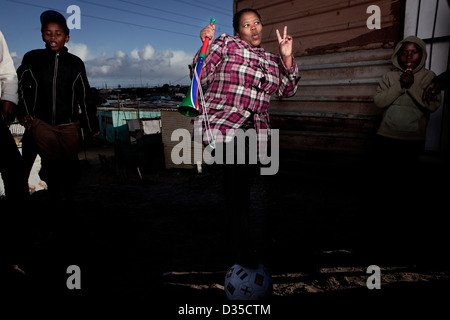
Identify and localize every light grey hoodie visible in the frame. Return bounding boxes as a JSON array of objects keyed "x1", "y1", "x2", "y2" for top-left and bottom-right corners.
[
  {"x1": 0, "y1": 30, "x2": 18, "y2": 105},
  {"x1": 374, "y1": 35, "x2": 441, "y2": 141}
]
